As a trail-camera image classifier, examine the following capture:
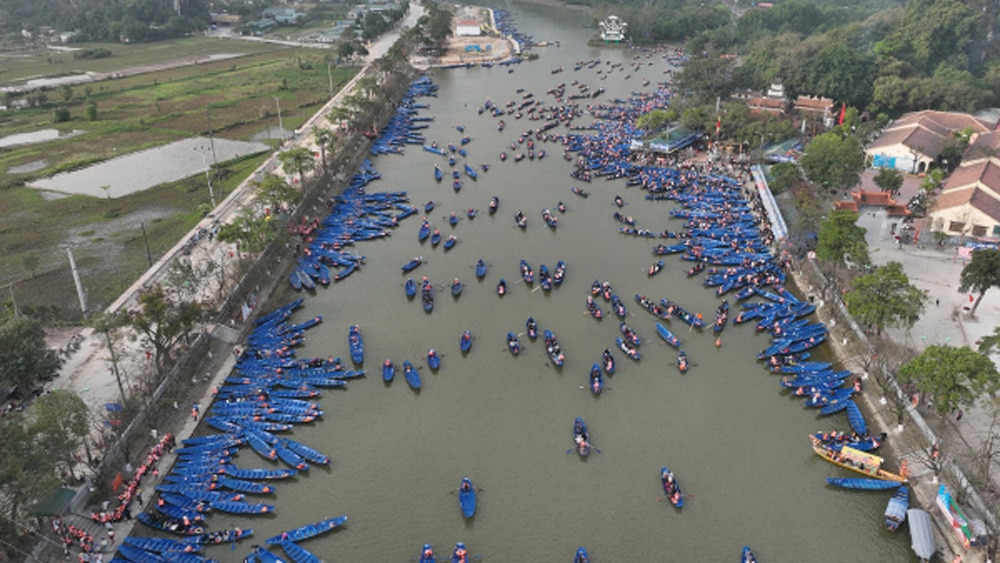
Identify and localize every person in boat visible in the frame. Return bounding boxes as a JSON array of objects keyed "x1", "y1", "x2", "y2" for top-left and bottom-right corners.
[
  {"x1": 454, "y1": 543, "x2": 468, "y2": 563},
  {"x1": 461, "y1": 480, "x2": 471, "y2": 491},
  {"x1": 423, "y1": 546, "x2": 435, "y2": 559}
]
